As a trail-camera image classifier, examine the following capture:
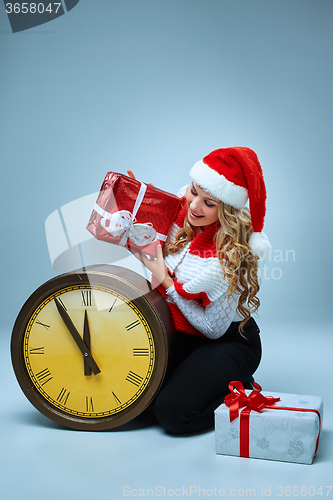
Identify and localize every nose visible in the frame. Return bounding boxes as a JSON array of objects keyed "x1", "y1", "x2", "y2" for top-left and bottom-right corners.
[{"x1": 190, "y1": 196, "x2": 202, "y2": 213}]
